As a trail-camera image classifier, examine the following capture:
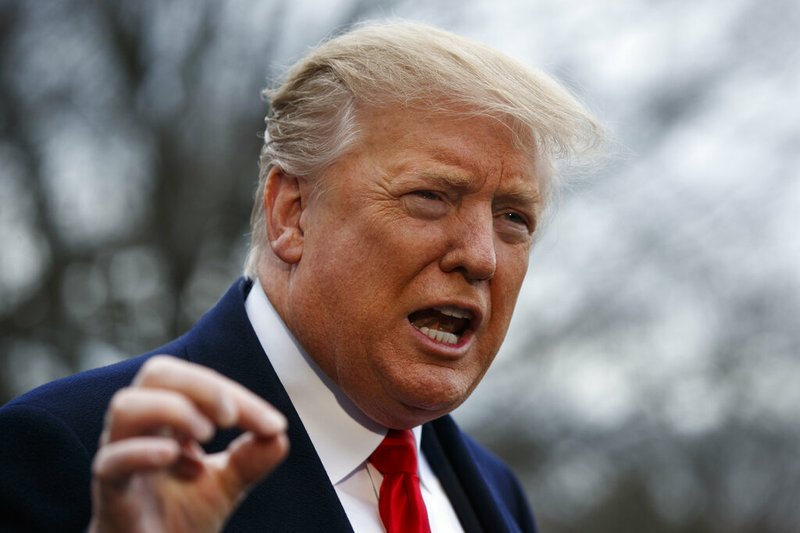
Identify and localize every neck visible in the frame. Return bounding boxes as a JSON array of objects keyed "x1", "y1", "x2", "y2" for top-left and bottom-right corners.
[{"x1": 257, "y1": 257, "x2": 293, "y2": 320}]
